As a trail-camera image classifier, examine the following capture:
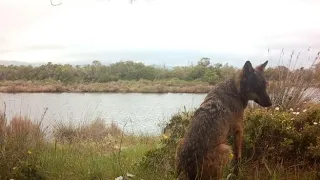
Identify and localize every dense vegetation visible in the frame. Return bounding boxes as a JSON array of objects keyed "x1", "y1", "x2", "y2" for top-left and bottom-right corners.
[
  {"x1": 1, "y1": 57, "x2": 320, "y2": 93},
  {"x1": 1, "y1": 57, "x2": 319, "y2": 85},
  {"x1": 0, "y1": 58, "x2": 237, "y2": 84}
]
